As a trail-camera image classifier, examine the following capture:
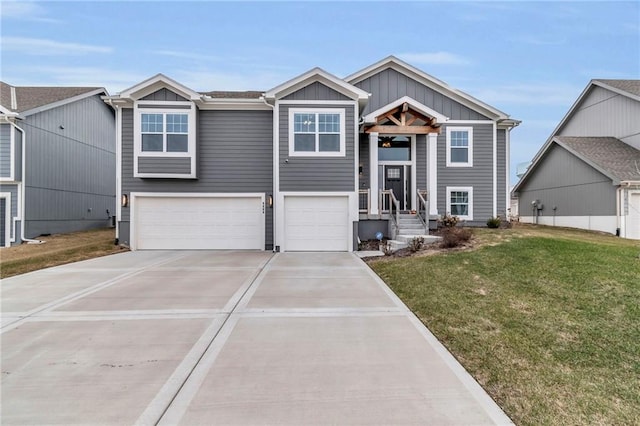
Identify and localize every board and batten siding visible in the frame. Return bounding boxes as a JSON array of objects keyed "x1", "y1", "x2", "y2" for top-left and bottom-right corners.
[
  {"x1": 516, "y1": 143, "x2": 616, "y2": 217},
  {"x1": 283, "y1": 82, "x2": 351, "y2": 101},
  {"x1": 141, "y1": 88, "x2": 189, "y2": 102},
  {"x1": 279, "y1": 103, "x2": 356, "y2": 192},
  {"x1": 0, "y1": 124, "x2": 12, "y2": 178},
  {"x1": 416, "y1": 134, "x2": 428, "y2": 191},
  {"x1": 559, "y1": 85, "x2": 640, "y2": 150},
  {"x1": 22, "y1": 94, "x2": 116, "y2": 237},
  {"x1": 497, "y1": 129, "x2": 507, "y2": 216},
  {"x1": 120, "y1": 108, "x2": 274, "y2": 248},
  {"x1": 438, "y1": 123, "x2": 494, "y2": 223},
  {"x1": 353, "y1": 68, "x2": 489, "y2": 121}
]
